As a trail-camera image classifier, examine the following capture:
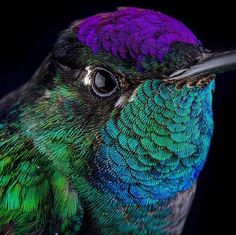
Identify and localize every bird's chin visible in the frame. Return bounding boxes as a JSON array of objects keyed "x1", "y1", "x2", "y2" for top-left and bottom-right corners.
[{"x1": 163, "y1": 74, "x2": 216, "y2": 89}]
